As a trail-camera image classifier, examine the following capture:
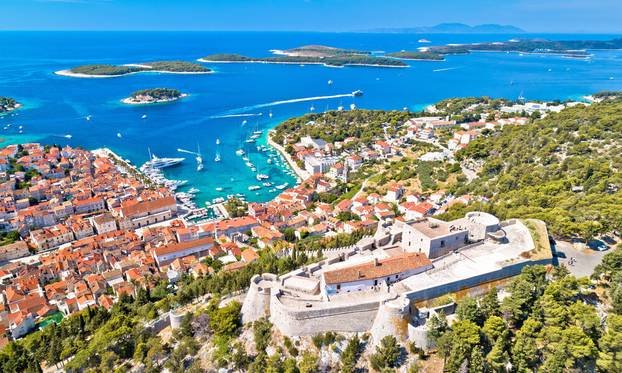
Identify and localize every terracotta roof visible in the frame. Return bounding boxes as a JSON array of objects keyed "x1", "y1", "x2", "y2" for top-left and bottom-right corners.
[
  {"x1": 152, "y1": 237, "x2": 214, "y2": 257},
  {"x1": 121, "y1": 196, "x2": 176, "y2": 217},
  {"x1": 323, "y1": 252, "x2": 432, "y2": 285}
]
